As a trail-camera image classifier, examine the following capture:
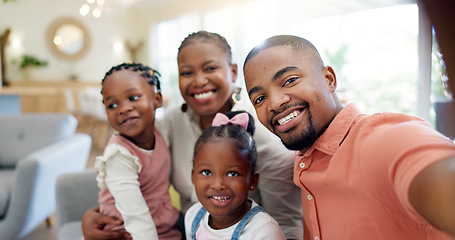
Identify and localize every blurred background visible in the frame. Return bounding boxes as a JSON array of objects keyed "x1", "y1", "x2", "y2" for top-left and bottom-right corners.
[
  {"x1": 1, "y1": 1, "x2": 454, "y2": 239},
  {"x1": 0, "y1": 0, "x2": 452, "y2": 136}
]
